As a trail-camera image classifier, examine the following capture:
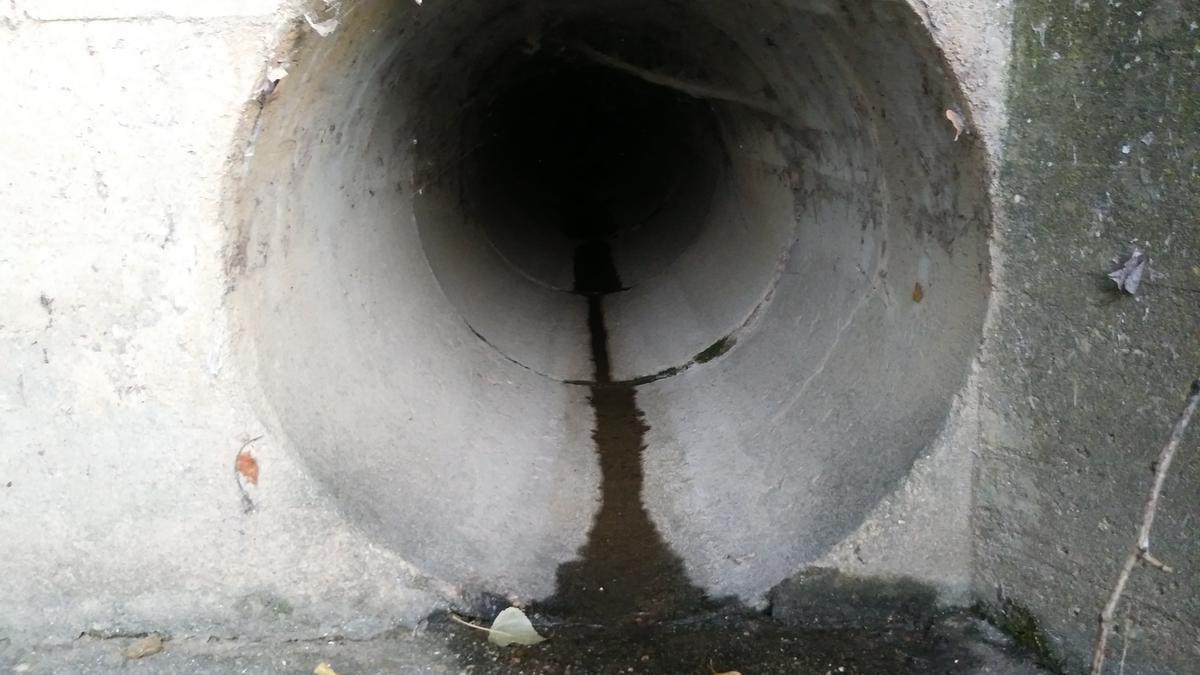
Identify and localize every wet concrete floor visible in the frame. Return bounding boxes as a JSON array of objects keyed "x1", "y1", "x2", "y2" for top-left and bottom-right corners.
[
  {"x1": 0, "y1": 613, "x2": 1048, "y2": 675},
  {"x1": 435, "y1": 239, "x2": 1051, "y2": 673}
]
